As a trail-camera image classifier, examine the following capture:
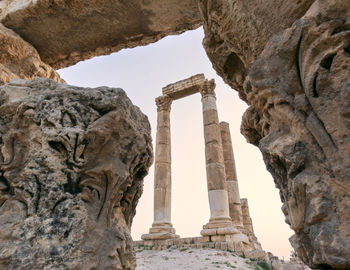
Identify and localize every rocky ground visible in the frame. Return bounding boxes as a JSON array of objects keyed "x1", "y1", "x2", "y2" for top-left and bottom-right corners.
[{"x1": 136, "y1": 248, "x2": 268, "y2": 270}]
